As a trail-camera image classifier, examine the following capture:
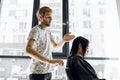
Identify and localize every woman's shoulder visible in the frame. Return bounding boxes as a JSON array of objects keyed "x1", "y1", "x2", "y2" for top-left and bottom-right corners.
[
  {"x1": 67, "y1": 55, "x2": 85, "y2": 68},
  {"x1": 67, "y1": 55, "x2": 83, "y2": 63},
  {"x1": 68, "y1": 55, "x2": 82, "y2": 59}
]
